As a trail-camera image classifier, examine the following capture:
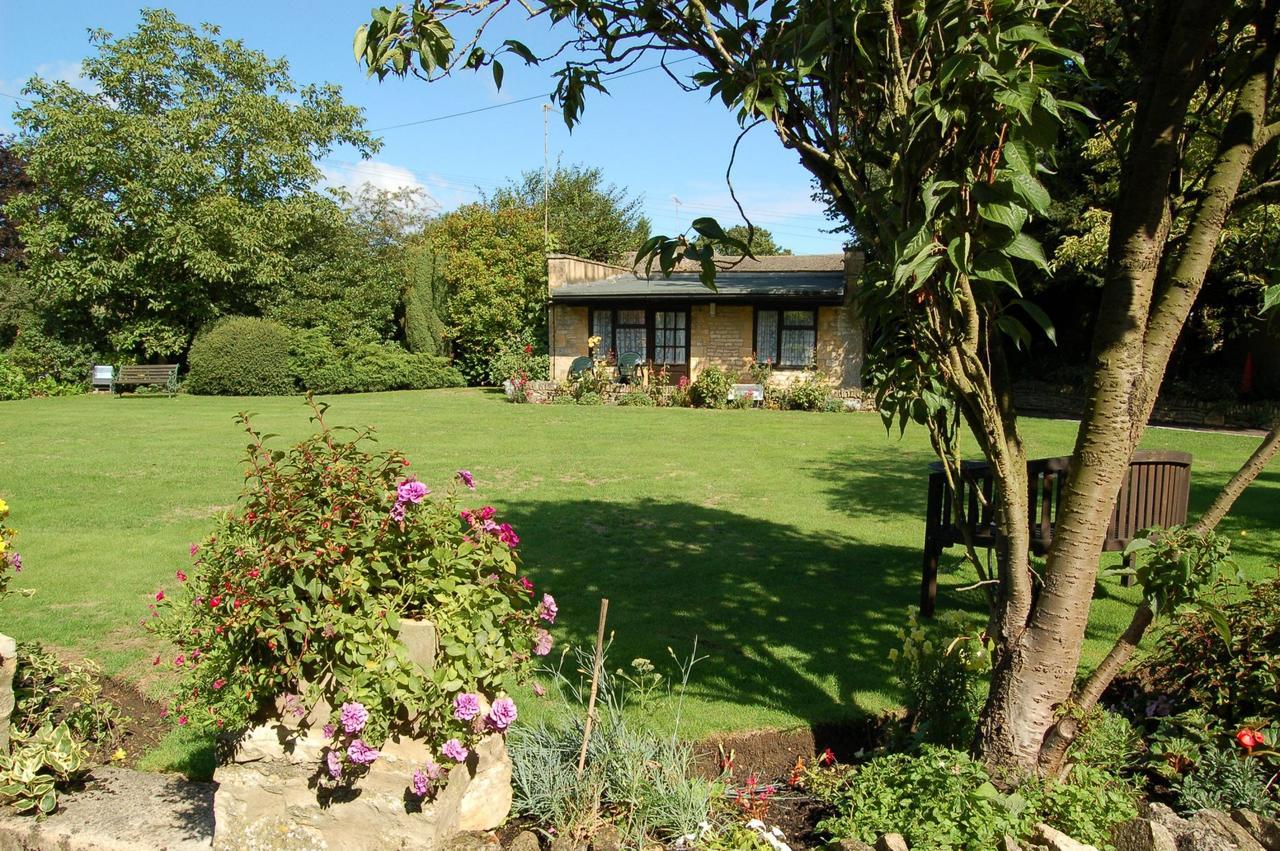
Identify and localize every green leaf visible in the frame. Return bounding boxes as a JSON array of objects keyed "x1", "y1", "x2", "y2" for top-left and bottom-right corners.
[
  {"x1": 973, "y1": 251, "x2": 1019, "y2": 291},
  {"x1": 977, "y1": 201, "x2": 1028, "y2": 233},
  {"x1": 492, "y1": 60, "x2": 504, "y2": 90},
  {"x1": 996, "y1": 315, "x2": 1031, "y2": 349},
  {"x1": 1123, "y1": 537, "x2": 1153, "y2": 556},
  {"x1": 1201, "y1": 602, "x2": 1233, "y2": 645},
  {"x1": 502, "y1": 39, "x2": 538, "y2": 64},
  {"x1": 1005, "y1": 233, "x2": 1049, "y2": 271},
  {"x1": 353, "y1": 26, "x2": 369, "y2": 62},
  {"x1": 1262, "y1": 284, "x2": 1280, "y2": 314},
  {"x1": 1009, "y1": 171, "x2": 1052, "y2": 214},
  {"x1": 1013, "y1": 298, "x2": 1057, "y2": 345},
  {"x1": 691, "y1": 217, "x2": 728, "y2": 241}
]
